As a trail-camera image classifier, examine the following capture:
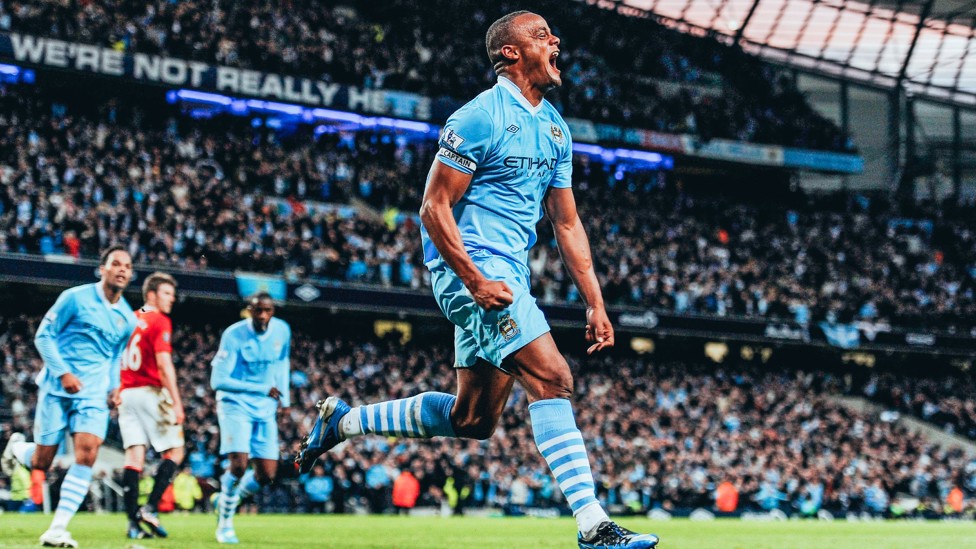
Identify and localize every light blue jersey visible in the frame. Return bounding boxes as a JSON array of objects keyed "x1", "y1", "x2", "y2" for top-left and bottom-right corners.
[
  {"x1": 33, "y1": 282, "x2": 137, "y2": 445},
  {"x1": 423, "y1": 77, "x2": 571, "y2": 369},
  {"x1": 211, "y1": 317, "x2": 291, "y2": 458},
  {"x1": 422, "y1": 75, "x2": 573, "y2": 271},
  {"x1": 211, "y1": 317, "x2": 292, "y2": 416},
  {"x1": 34, "y1": 283, "x2": 137, "y2": 400}
]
